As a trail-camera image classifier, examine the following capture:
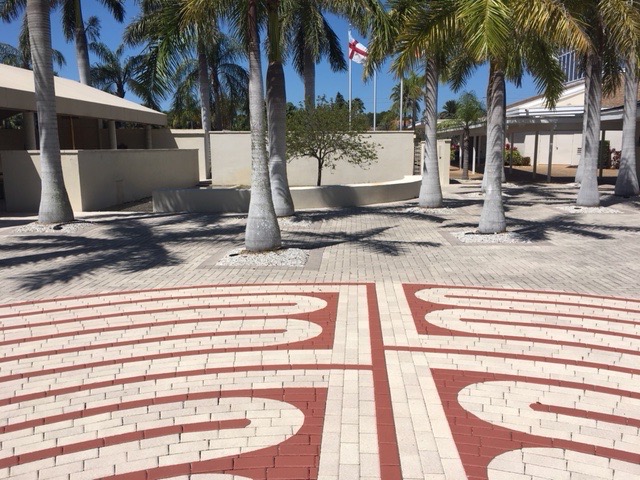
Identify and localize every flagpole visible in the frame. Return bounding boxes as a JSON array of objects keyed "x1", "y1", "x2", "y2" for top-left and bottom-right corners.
[
  {"x1": 399, "y1": 77, "x2": 403, "y2": 131},
  {"x1": 348, "y1": 29, "x2": 352, "y2": 127},
  {"x1": 373, "y1": 71, "x2": 377, "y2": 131}
]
